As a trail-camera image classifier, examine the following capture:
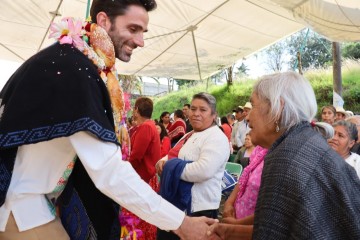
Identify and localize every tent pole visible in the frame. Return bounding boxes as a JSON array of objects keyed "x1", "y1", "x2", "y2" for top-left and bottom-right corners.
[
  {"x1": 0, "y1": 43, "x2": 24, "y2": 61},
  {"x1": 190, "y1": 28, "x2": 202, "y2": 82},
  {"x1": 85, "y1": 0, "x2": 91, "y2": 18},
  {"x1": 206, "y1": 77, "x2": 209, "y2": 92},
  {"x1": 292, "y1": 28, "x2": 309, "y2": 71},
  {"x1": 37, "y1": 0, "x2": 64, "y2": 52}
]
